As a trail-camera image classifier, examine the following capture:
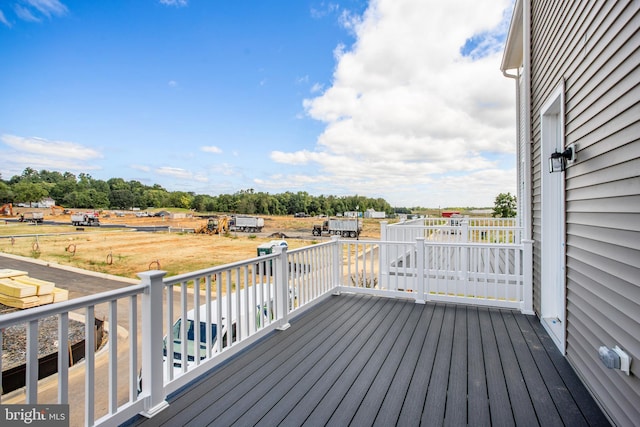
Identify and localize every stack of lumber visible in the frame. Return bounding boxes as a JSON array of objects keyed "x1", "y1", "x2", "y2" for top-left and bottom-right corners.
[{"x1": 0, "y1": 269, "x2": 68, "y2": 309}]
